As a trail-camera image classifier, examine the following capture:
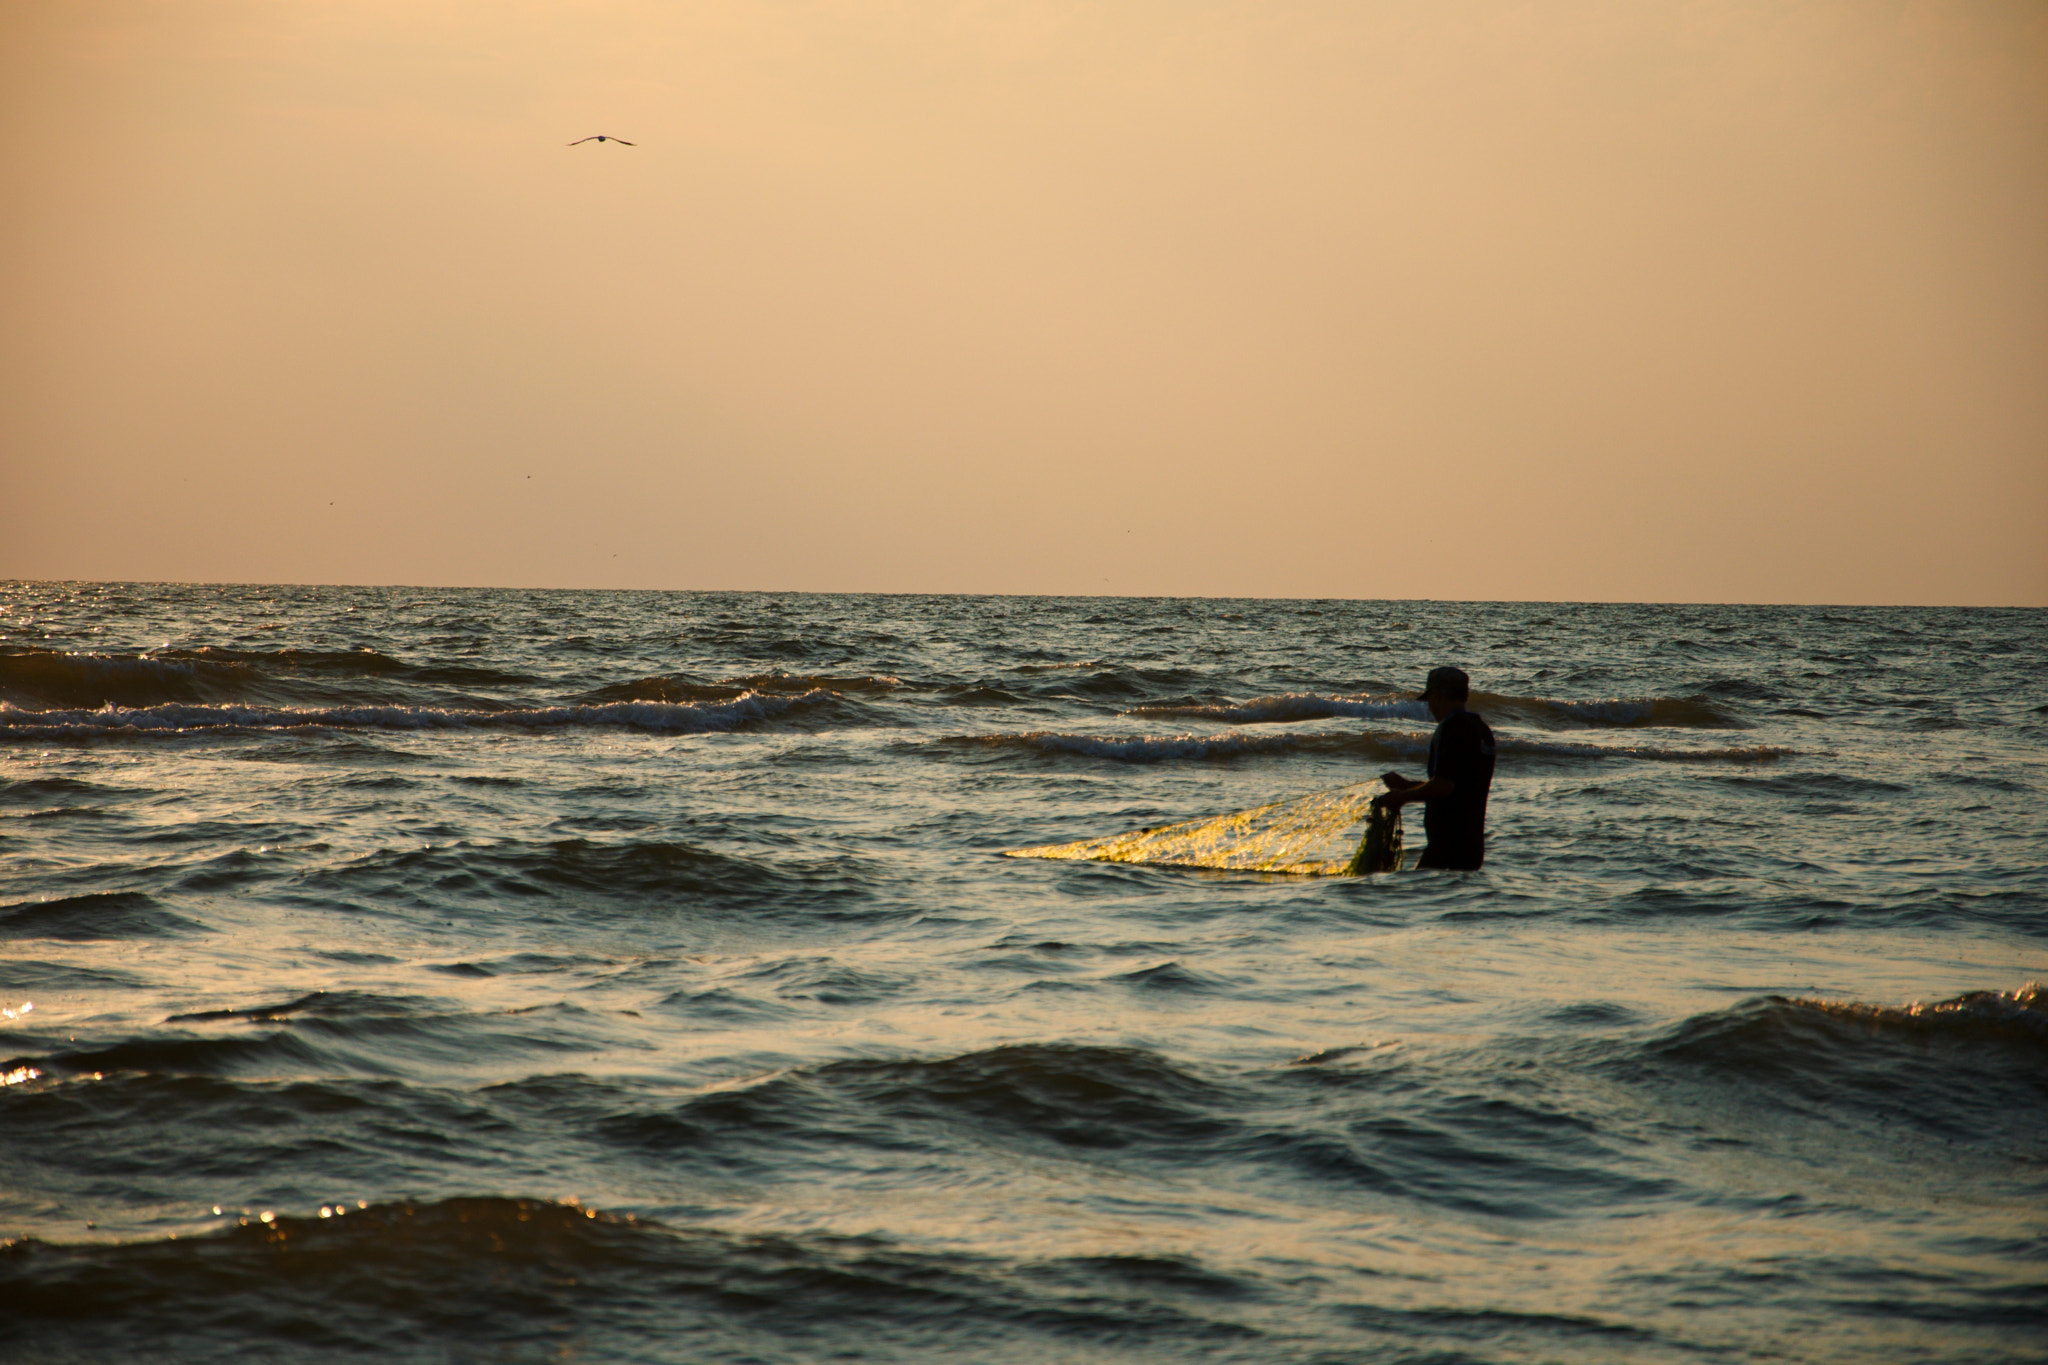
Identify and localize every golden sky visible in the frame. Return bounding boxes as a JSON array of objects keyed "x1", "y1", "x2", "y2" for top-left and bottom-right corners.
[{"x1": 4, "y1": 1, "x2": 2043, "y2": 603}]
